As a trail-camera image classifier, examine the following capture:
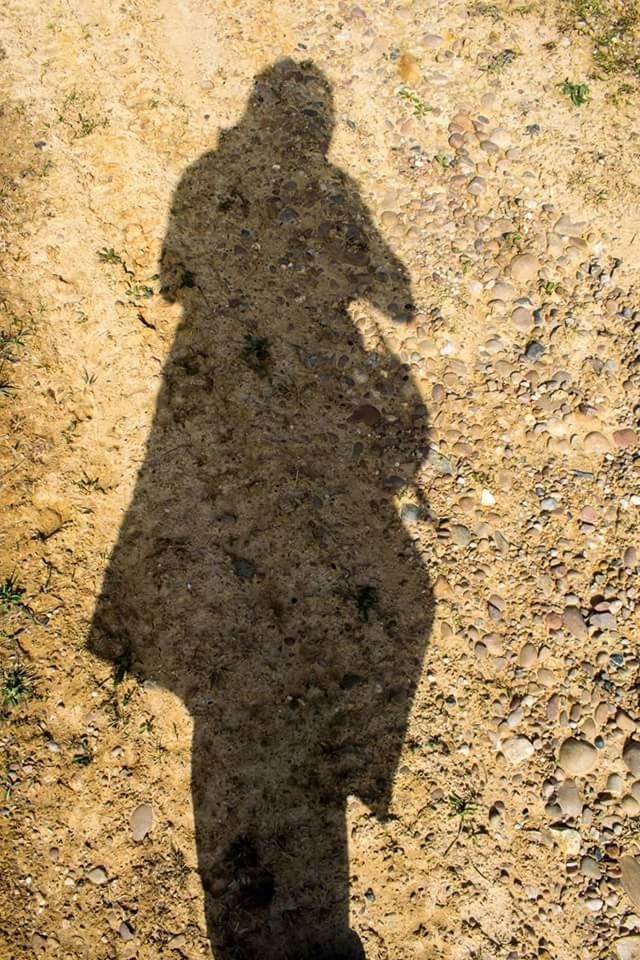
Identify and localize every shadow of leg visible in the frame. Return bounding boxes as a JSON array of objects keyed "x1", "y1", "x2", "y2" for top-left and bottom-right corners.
[{"x1": 192, "y1": 718, "x2": 365, "y2": 960}]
